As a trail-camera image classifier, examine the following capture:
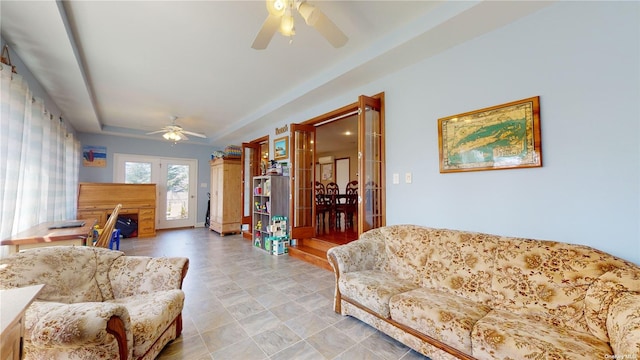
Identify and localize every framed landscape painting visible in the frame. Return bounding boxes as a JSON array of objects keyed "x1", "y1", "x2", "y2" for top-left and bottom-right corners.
[
  {"x1": 274, "y1": 136, "x2": 288, "y2": 160},
  {"x1": 438, "y1": 96, "x2": 542, "y2": 173}
]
